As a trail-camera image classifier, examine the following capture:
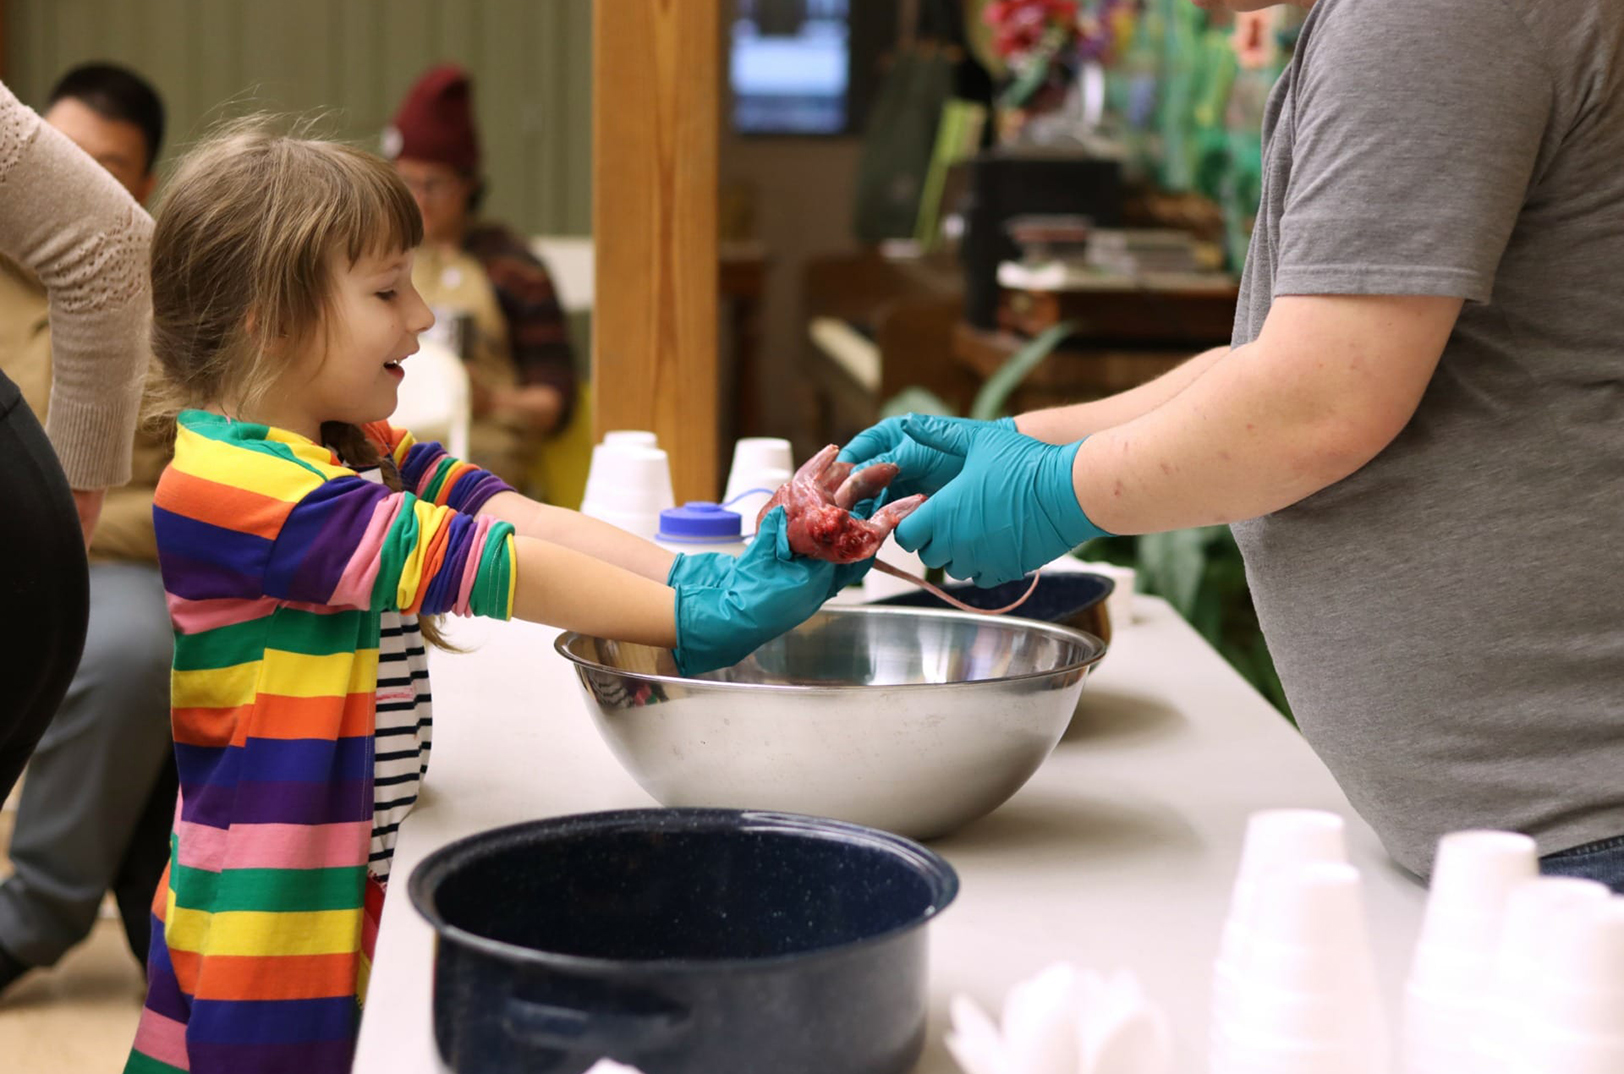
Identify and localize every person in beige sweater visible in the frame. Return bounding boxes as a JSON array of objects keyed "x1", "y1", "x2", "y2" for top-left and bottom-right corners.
[{"x1": 0, "y1": 69, "x2": 154, "y2": 990}]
